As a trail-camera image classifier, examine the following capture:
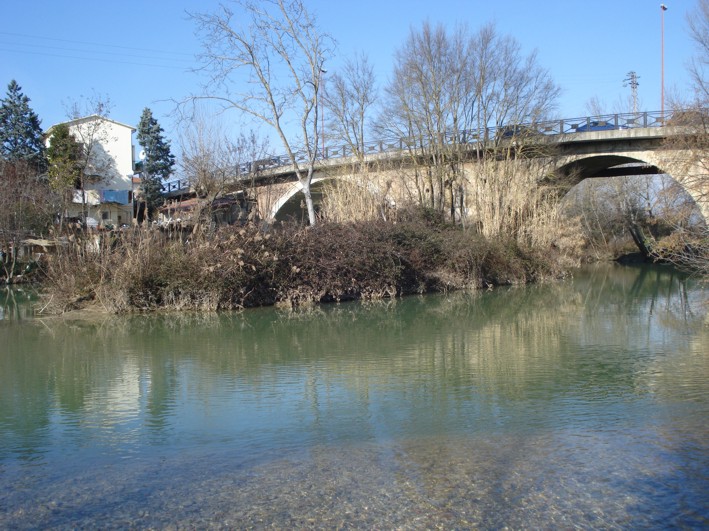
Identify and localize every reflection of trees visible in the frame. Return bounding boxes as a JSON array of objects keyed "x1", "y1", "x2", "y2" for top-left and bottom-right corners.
[
  {"x1": 0, "y1": 264, "x2": 707, "y2": 460},
  {"x1": 0, "y1": 287, "x2": 37, "y2": 321},
  {"x1": 0, "y1": 321, "x2": 55, "y2": 459}
]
